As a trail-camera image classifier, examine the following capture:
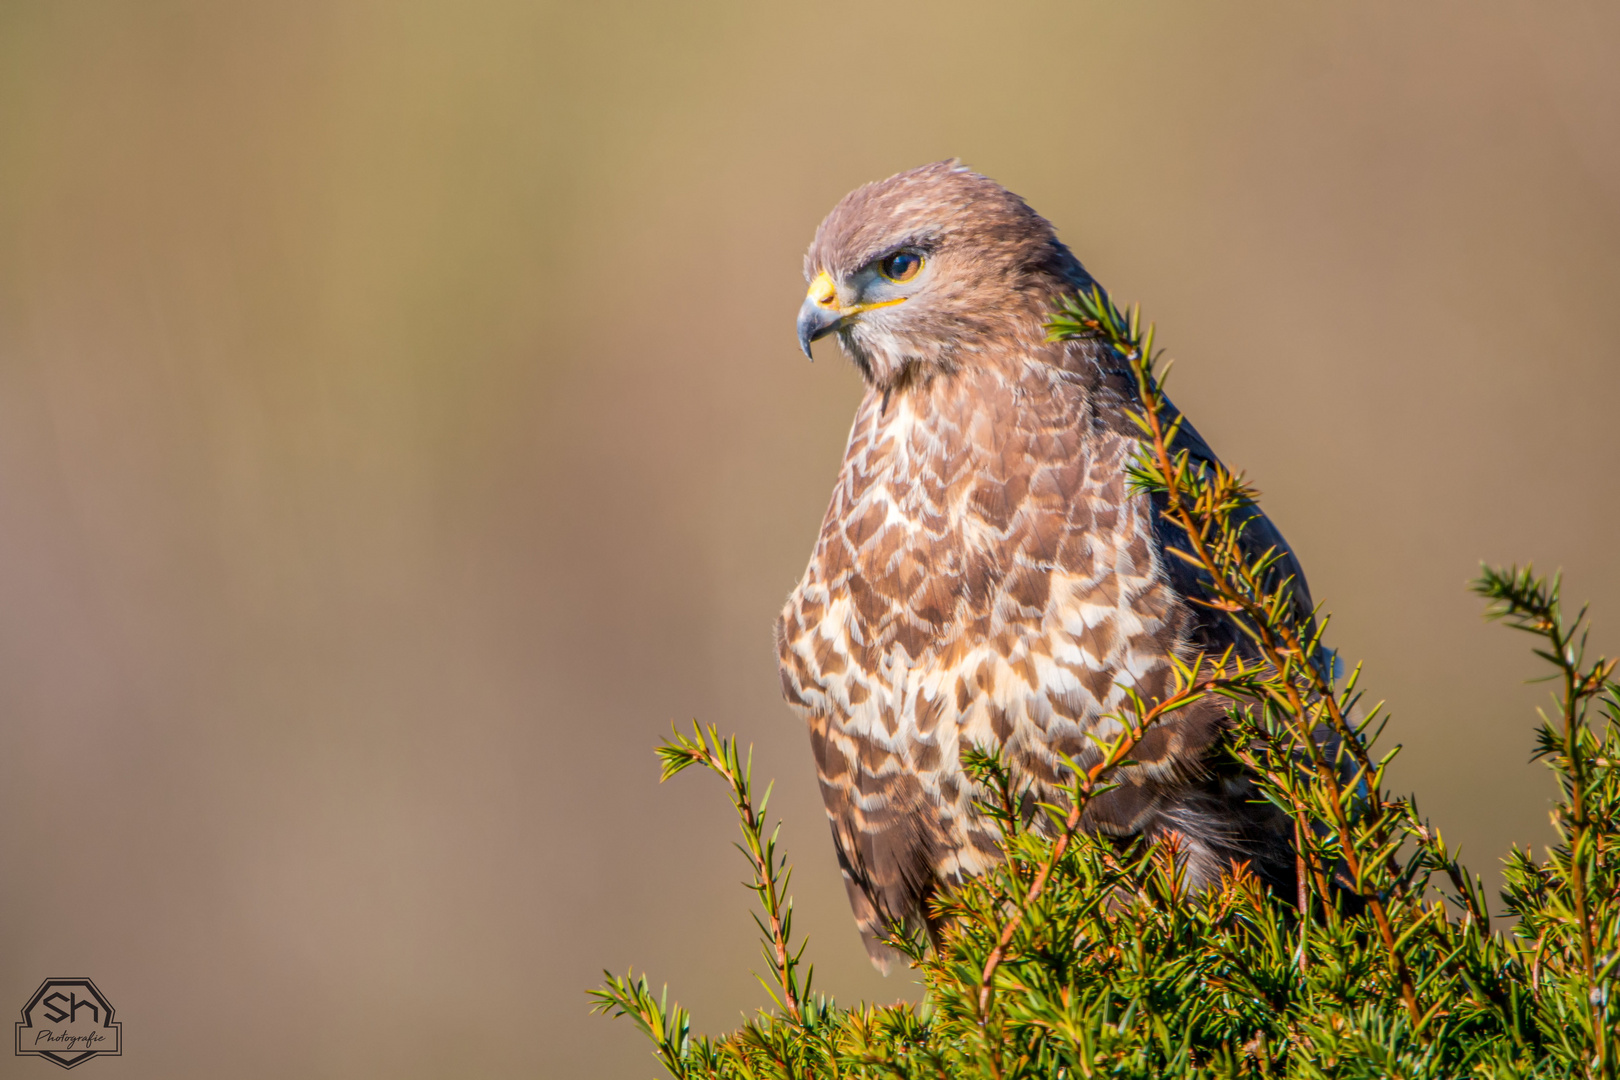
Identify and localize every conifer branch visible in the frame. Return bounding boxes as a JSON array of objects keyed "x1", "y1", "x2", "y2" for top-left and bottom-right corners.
[{"x1": 657, "y1": 723, "x2": 811, "y2": 1025}]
